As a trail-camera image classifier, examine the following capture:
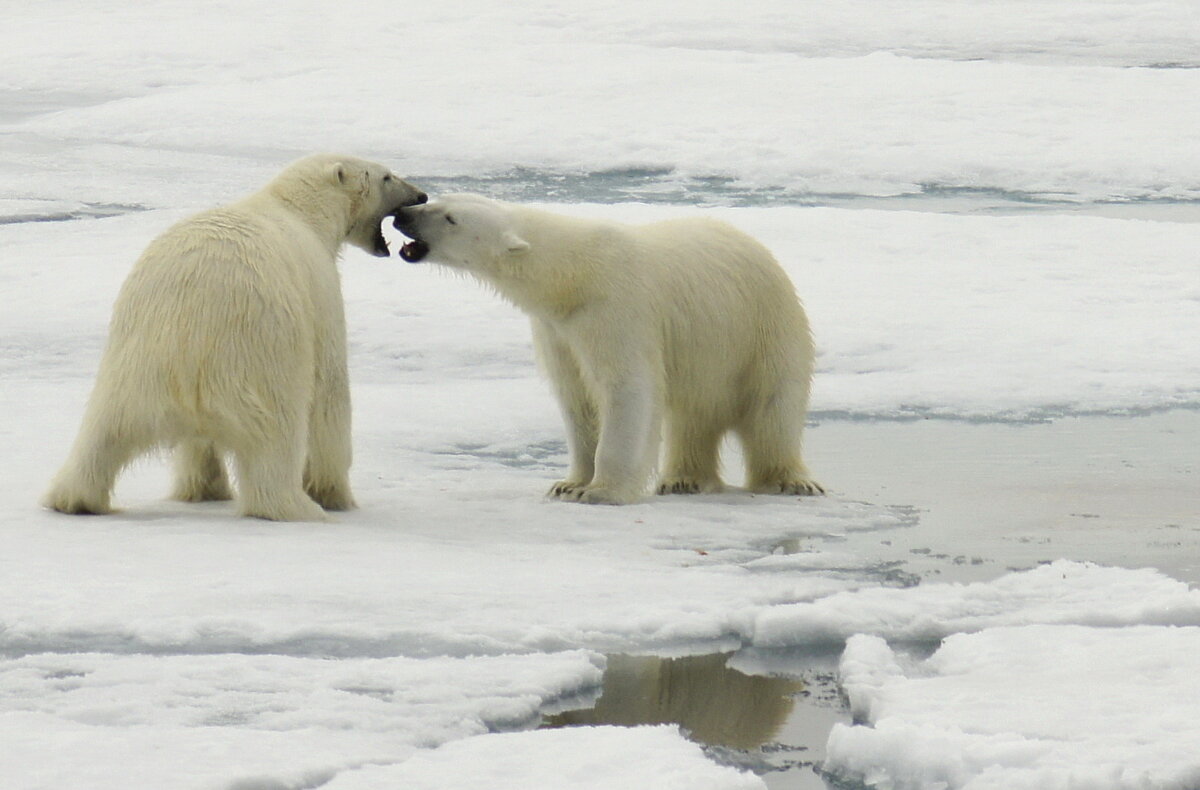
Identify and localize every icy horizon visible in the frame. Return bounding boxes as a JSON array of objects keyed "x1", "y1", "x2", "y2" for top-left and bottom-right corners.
[{"x1": 5, "y1": 0, "x2": 1200, "y2": 213}]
